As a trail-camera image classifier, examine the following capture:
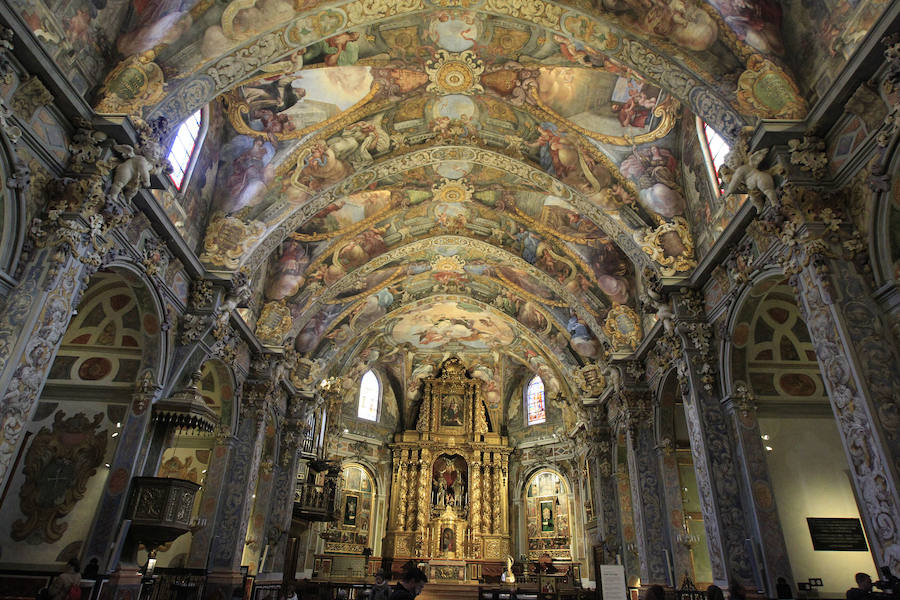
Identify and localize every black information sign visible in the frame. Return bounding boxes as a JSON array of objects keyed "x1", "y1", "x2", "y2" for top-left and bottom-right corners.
[{"x1": 806, "y1": 518, "x2": 869, "y2": 551}]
